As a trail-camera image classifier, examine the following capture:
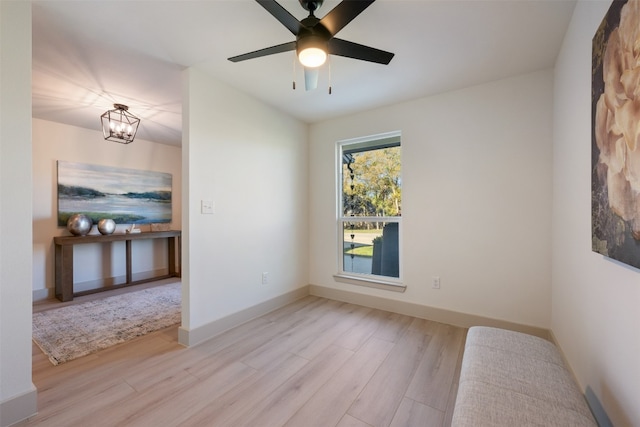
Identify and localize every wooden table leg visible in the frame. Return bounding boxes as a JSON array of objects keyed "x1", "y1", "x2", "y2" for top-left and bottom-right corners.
[
  {"x1": 126, "y1": 239, "x2": 132, "y2": 284},
  {"x1": 55, "y1": 244, "x2": 74, "y2": 302},
  {"x1": 168, "y1": 236, "x2": 177, "y2": 276}
]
